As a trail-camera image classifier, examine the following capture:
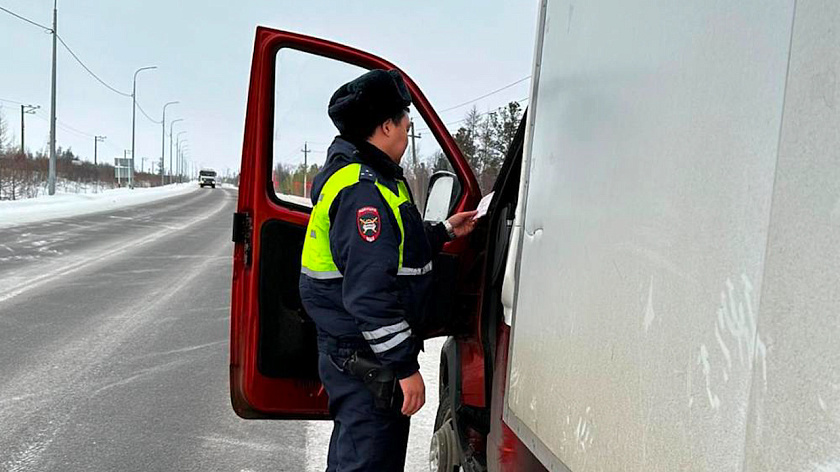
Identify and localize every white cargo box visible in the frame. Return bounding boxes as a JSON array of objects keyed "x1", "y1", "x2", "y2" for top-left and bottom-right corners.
[{"x1": 503, "y1": 1, "x2": 840, "y2": 470}]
